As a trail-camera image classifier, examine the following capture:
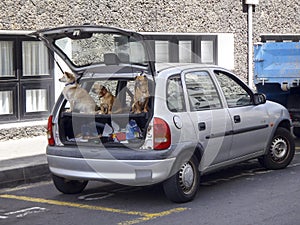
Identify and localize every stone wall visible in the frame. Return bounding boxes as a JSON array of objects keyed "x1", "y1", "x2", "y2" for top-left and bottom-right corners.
[
  {"x1": 0, "y1": 125, "x2": 46, "y2": 141},
  {"x1": 0, "y1": 0, "x2": 299, "y2": 79}
]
